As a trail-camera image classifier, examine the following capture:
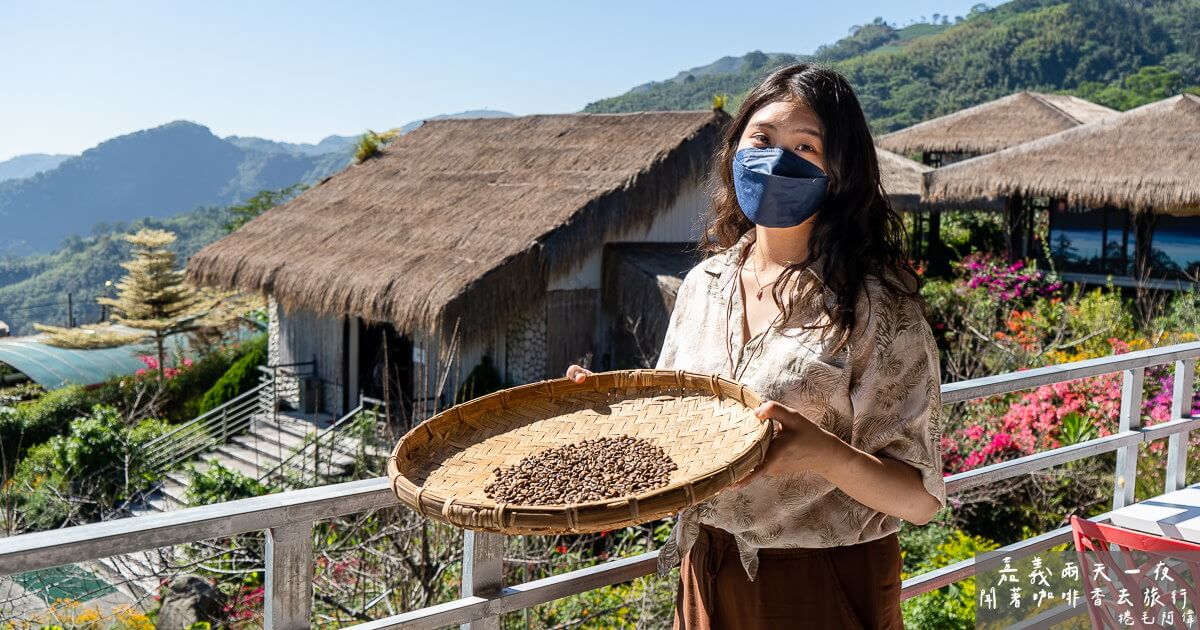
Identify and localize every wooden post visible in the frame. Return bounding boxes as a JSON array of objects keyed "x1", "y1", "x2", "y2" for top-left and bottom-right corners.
[
  {"x1": 1113, "y1": 367, "x2": 1145, "y2": 510},
  {"x1": 1166, "y1": 359, "x2": 1196, "y2": 492},
  {"x1": 1100, "y1": 205, "x2": 1110, "y2": 274},
  {"x1": 461, "y1": 531, "x2": 504, "y2": 630},
  {"x1": 1133, "y1": 208, "x2": 1157, "y2": 282},
  {"x1": 265, "y1": 521, "x2": 313, "y2": 630},
  {"x1": 1005, "y1": 192, "x2": 1024, "y2": 262},
  {"x1": 928, "y1": 209, "x2": 943, "y2": 273}
]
